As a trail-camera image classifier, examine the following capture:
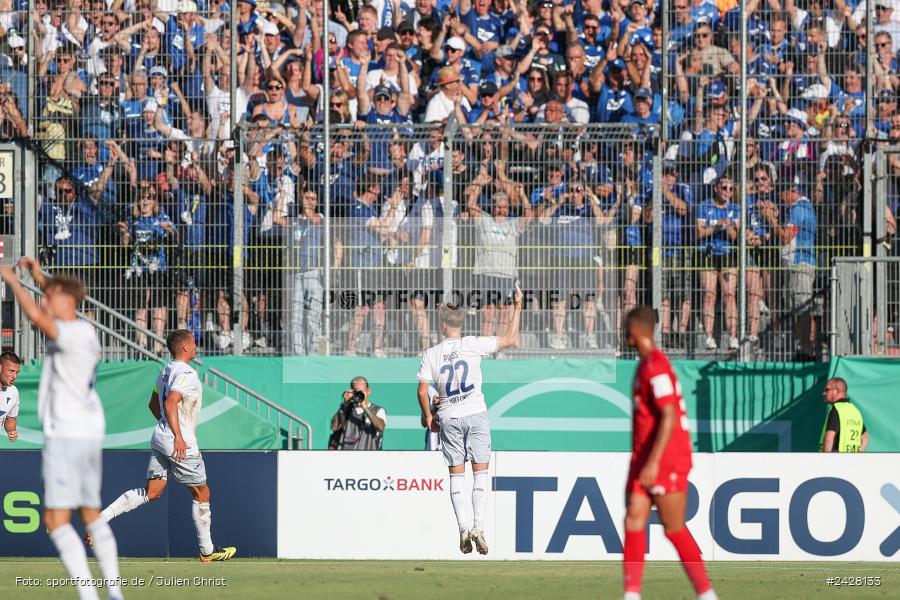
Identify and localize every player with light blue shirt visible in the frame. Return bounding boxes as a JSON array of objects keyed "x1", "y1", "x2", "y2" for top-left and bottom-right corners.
[{"x1": 417, "y1": 292, "x2": 522, "y2": 556}]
